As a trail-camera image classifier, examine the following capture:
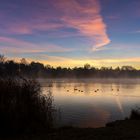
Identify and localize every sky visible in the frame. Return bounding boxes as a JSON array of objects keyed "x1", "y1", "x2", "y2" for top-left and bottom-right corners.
[{"x1": 0, "y1": 0, "x2": 140, "y2": 68}]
